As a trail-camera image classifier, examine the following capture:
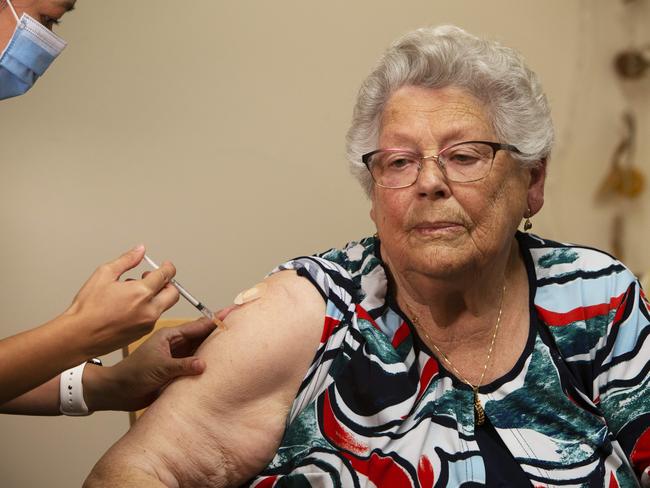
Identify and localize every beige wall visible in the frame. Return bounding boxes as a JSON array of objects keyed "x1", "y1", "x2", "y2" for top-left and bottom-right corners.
[{"x1": 1, "y1": 0, "x2": 648, "y2": 486}]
